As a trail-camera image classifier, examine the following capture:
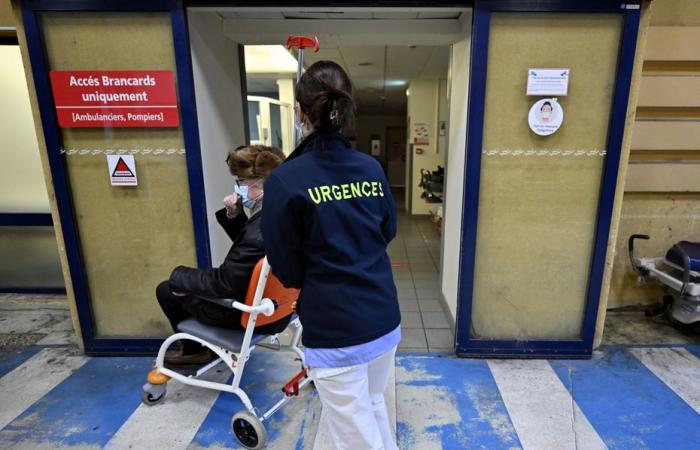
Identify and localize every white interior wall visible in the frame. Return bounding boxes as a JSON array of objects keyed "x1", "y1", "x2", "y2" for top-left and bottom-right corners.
[
  {"x1": 407, "y1": 79, "x2": 445, "y2": 215},
  {"x1": 0, "y1": 45, "x2": 63, "y2": 289},
  {"x1": 440, "y1": 31, "x2": 472, "y2": 321},
  {"x1": 437, "y1": 79, "x2": 449, "y2": 155},
  {"x1": 0, "y1": 45, "x2": 49, "y2": 212},
  {"x1": 188, "y1": 11, "x2": 247, "y2": 266},
  {"x1": 276, "y1": 78, "x2": 295, "y2": 155}
]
